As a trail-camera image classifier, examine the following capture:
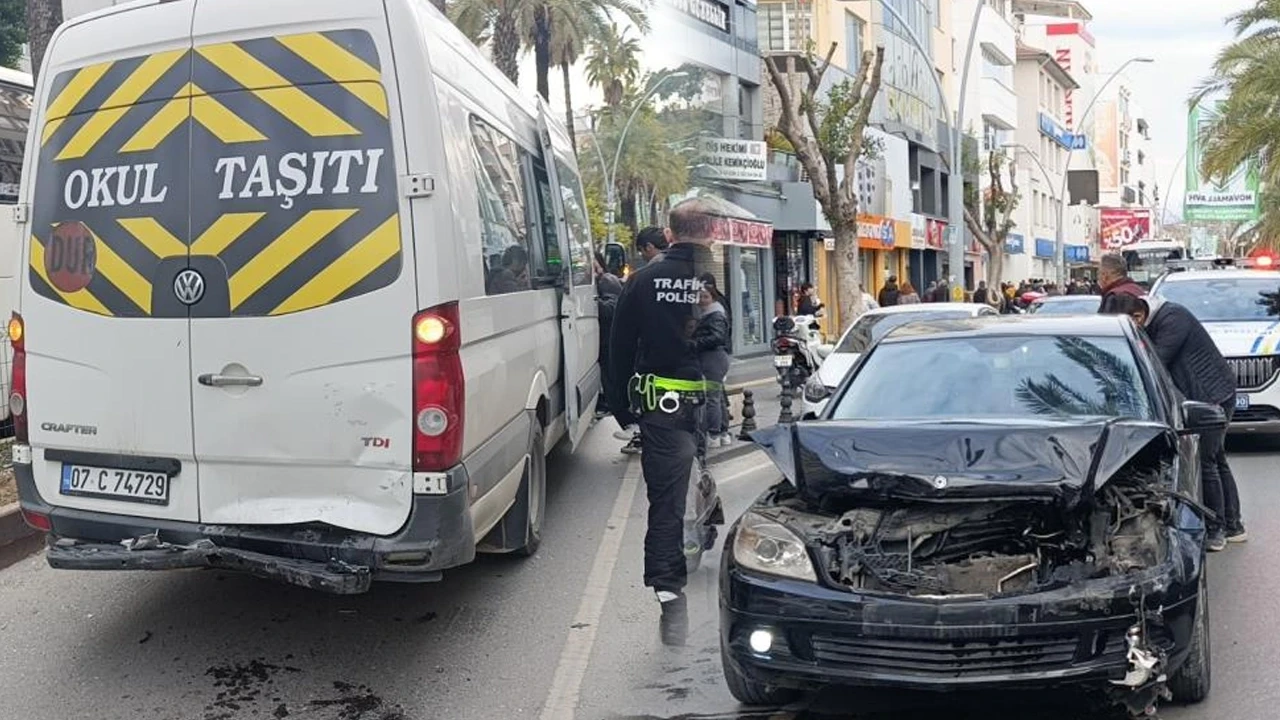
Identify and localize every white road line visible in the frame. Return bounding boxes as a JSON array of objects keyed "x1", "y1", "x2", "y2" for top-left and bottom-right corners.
[{"x1": 538, "y1": 455, "x2": 642, "y2": 720}]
